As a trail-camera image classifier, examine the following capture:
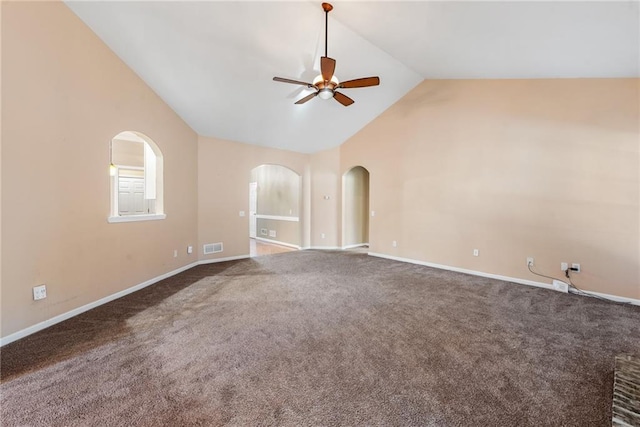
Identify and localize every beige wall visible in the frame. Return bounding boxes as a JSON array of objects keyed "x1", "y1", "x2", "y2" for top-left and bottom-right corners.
[
  {"x1": 310, "y1": 147, "x2": 342, "y2": 248},
  {"x1": 255, "y1": 219, "x2": 300, "y2": 247},
  {"x1": 343, "y1": 166, "x2": 370, "y2": 247},
  {"x1": 1, "y1": 2, "x2": 199, "y2": 337},
  {"x1": 340, "y1": 79, "x2": 640, "y2": 299},
  {"x1": 250, "y1": 164, "x2": 301, "y2": 247},
  {"x1": 251, "y1": 164, "x2": 300, "y2": 217},
  {"x1": 198, "y1": 136, "x2": 309, "y2": 260},
  {"x1": 112, "y1": 138, "x2": 144, "y2": 168}
]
